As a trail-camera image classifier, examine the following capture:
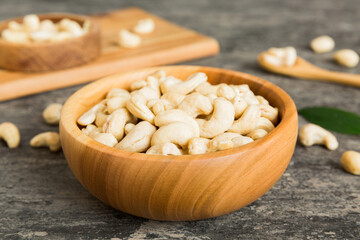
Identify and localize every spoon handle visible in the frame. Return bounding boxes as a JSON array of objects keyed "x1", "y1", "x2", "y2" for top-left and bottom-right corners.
[{"x1": 307, "y1": 68, "x2": 360, "y2": 87}]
